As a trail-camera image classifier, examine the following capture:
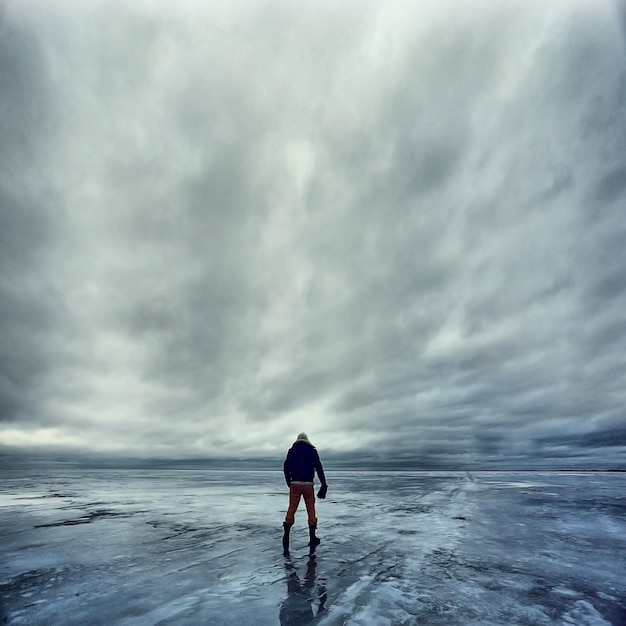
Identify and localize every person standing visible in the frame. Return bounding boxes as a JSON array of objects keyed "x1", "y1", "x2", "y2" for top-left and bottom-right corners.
[{"x1": 282, "y1": 433, "x2": 328, "y2": 555}]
